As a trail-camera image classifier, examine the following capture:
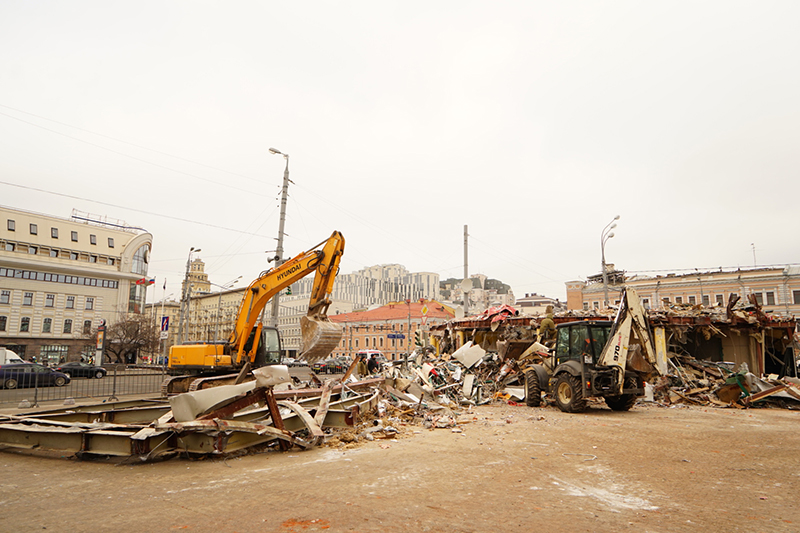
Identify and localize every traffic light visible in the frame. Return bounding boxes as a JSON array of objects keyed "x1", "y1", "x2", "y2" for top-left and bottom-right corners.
[
  {"x1": 414, "y1": 330, "x2": 423, "y2": 347},
  {"x1": 285, "y1": 285, "x2": 292, "y2": 295}
]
